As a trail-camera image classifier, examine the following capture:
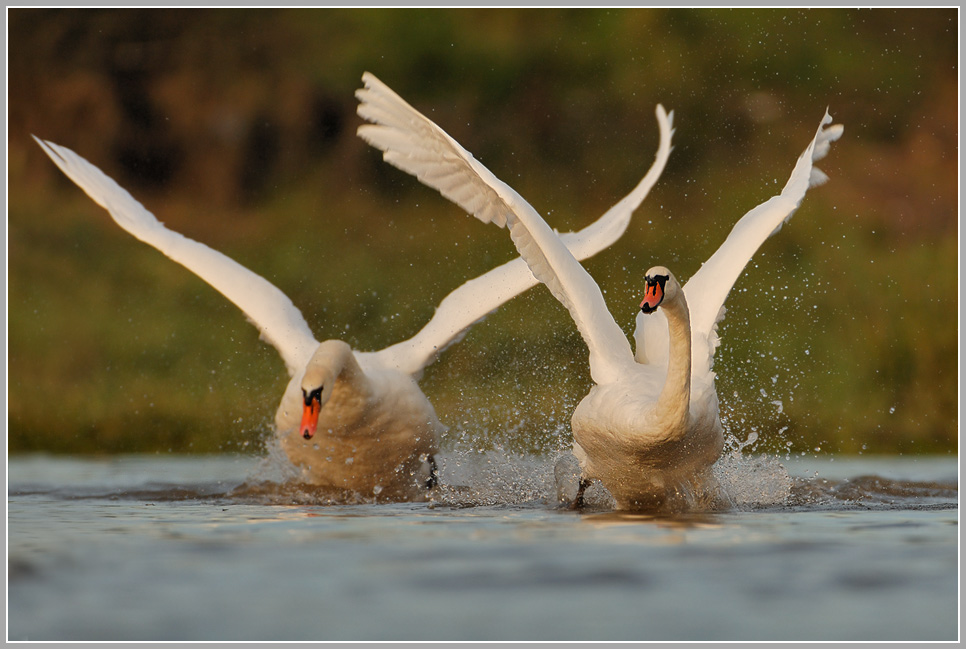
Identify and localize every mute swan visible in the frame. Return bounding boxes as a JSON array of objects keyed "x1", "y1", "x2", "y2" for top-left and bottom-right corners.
[
  {"x1": 356, "y1": 71, "x2": 843, "y2": 510},
  {"x1": 32, "y1": 96, "x2": 672, "y2": 501}
]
